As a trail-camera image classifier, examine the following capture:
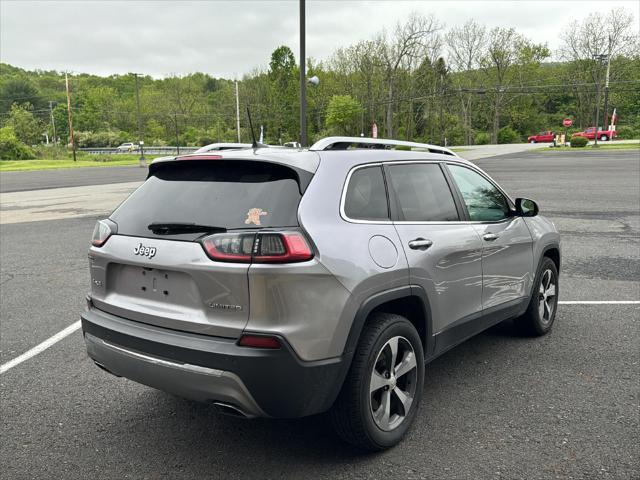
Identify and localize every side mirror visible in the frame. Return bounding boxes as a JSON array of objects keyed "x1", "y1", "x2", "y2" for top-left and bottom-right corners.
[{"x1": 515, "y1": 198, "x2": 539, "y2": 217}]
